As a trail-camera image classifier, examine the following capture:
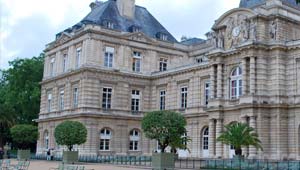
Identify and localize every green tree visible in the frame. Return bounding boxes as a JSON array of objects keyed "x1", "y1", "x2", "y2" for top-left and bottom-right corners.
[
  {"x1": 0, "y1": 72, "x2": 15, "y2": 148},
  {"x1": 217, "y1": 122, "x2": 263, "y2": 156},
  {"x1": 54, "y1": 121, "x2": 87, "y2": 151},
  {"x1": 0, "y1": 54, "x2": 44, "y2": 148},
  {"x1": 10, "y1": 124, "x2": 38, "y2": 149},
  {"x1": 2, "y1": 54, "x2": 44, "y2": 125},
  {"x1": 141, "y1": 111, "x2": 187, "y2": 153}
]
